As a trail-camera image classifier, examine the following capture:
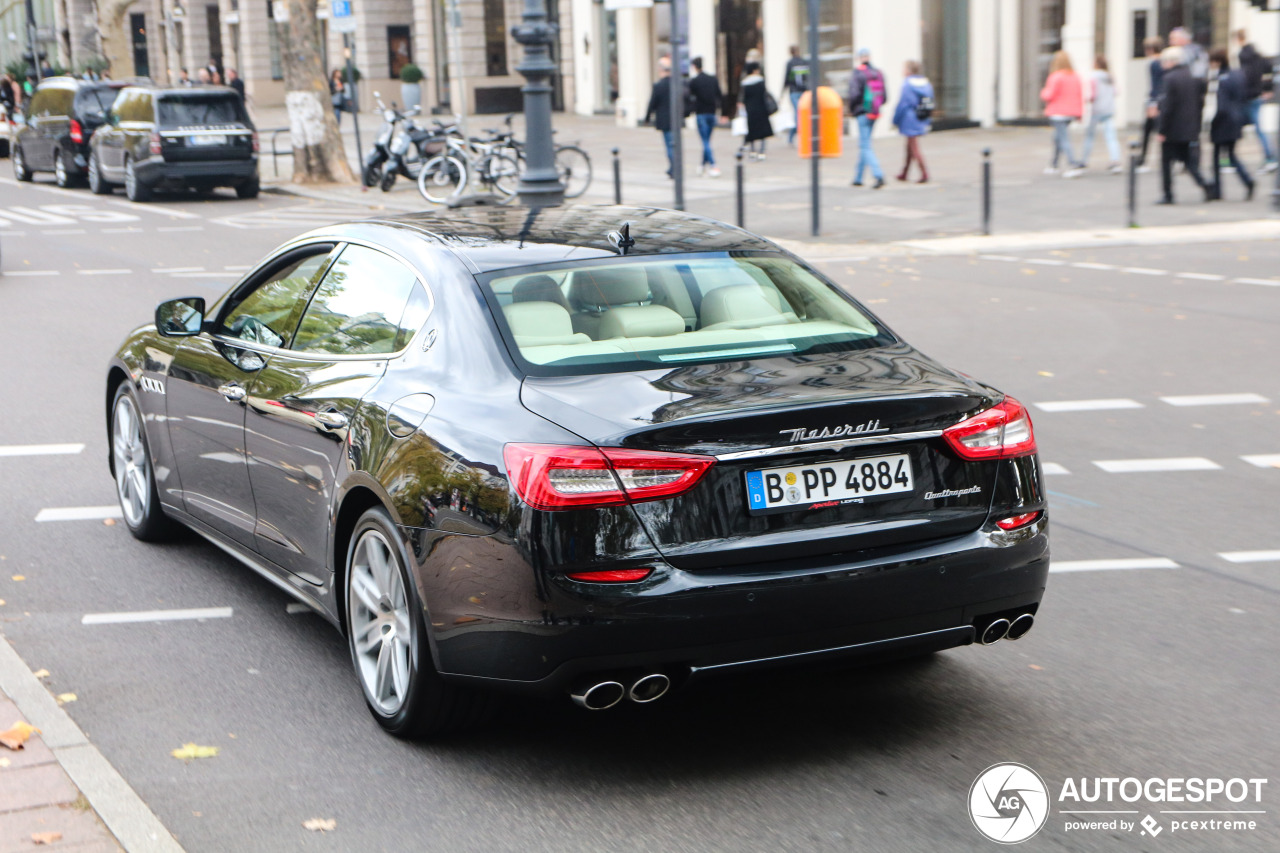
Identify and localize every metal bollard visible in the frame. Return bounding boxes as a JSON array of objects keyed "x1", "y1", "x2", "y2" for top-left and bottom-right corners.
[
  {"x1": 1128, "y1": 140, "x2": 1139, "y2": 228},
  {"x1": 735, "y1": 149, "x2": 745, "y2": 229},
  {"x1": 612, "y1": 148, "x2": 622, "y2": 205},
  {"x1": 981, "y1": 148, "x2": 992, "y2": 236}
]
